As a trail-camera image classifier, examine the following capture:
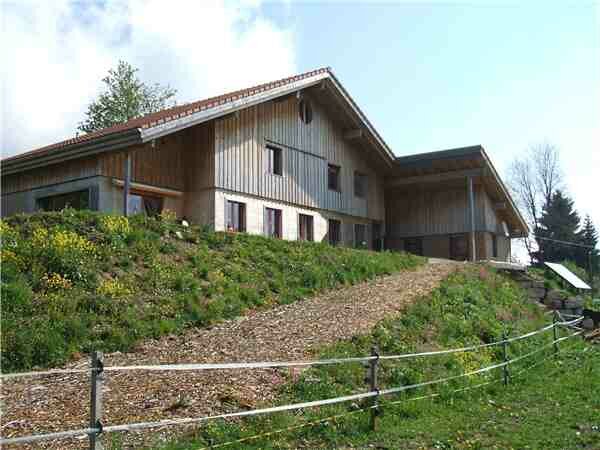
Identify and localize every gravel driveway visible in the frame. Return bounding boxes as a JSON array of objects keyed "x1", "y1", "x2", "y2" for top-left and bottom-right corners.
[{"x1": 1, "y1": 261, "x2": 457, "y2": 449}]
